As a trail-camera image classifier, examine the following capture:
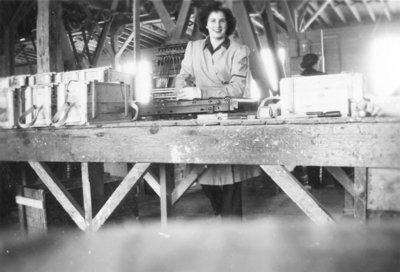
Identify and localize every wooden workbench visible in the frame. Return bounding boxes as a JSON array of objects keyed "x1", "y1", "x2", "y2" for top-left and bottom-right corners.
[{"x1": 1, "y1": 117, "x2": 399, "y2": 231}]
